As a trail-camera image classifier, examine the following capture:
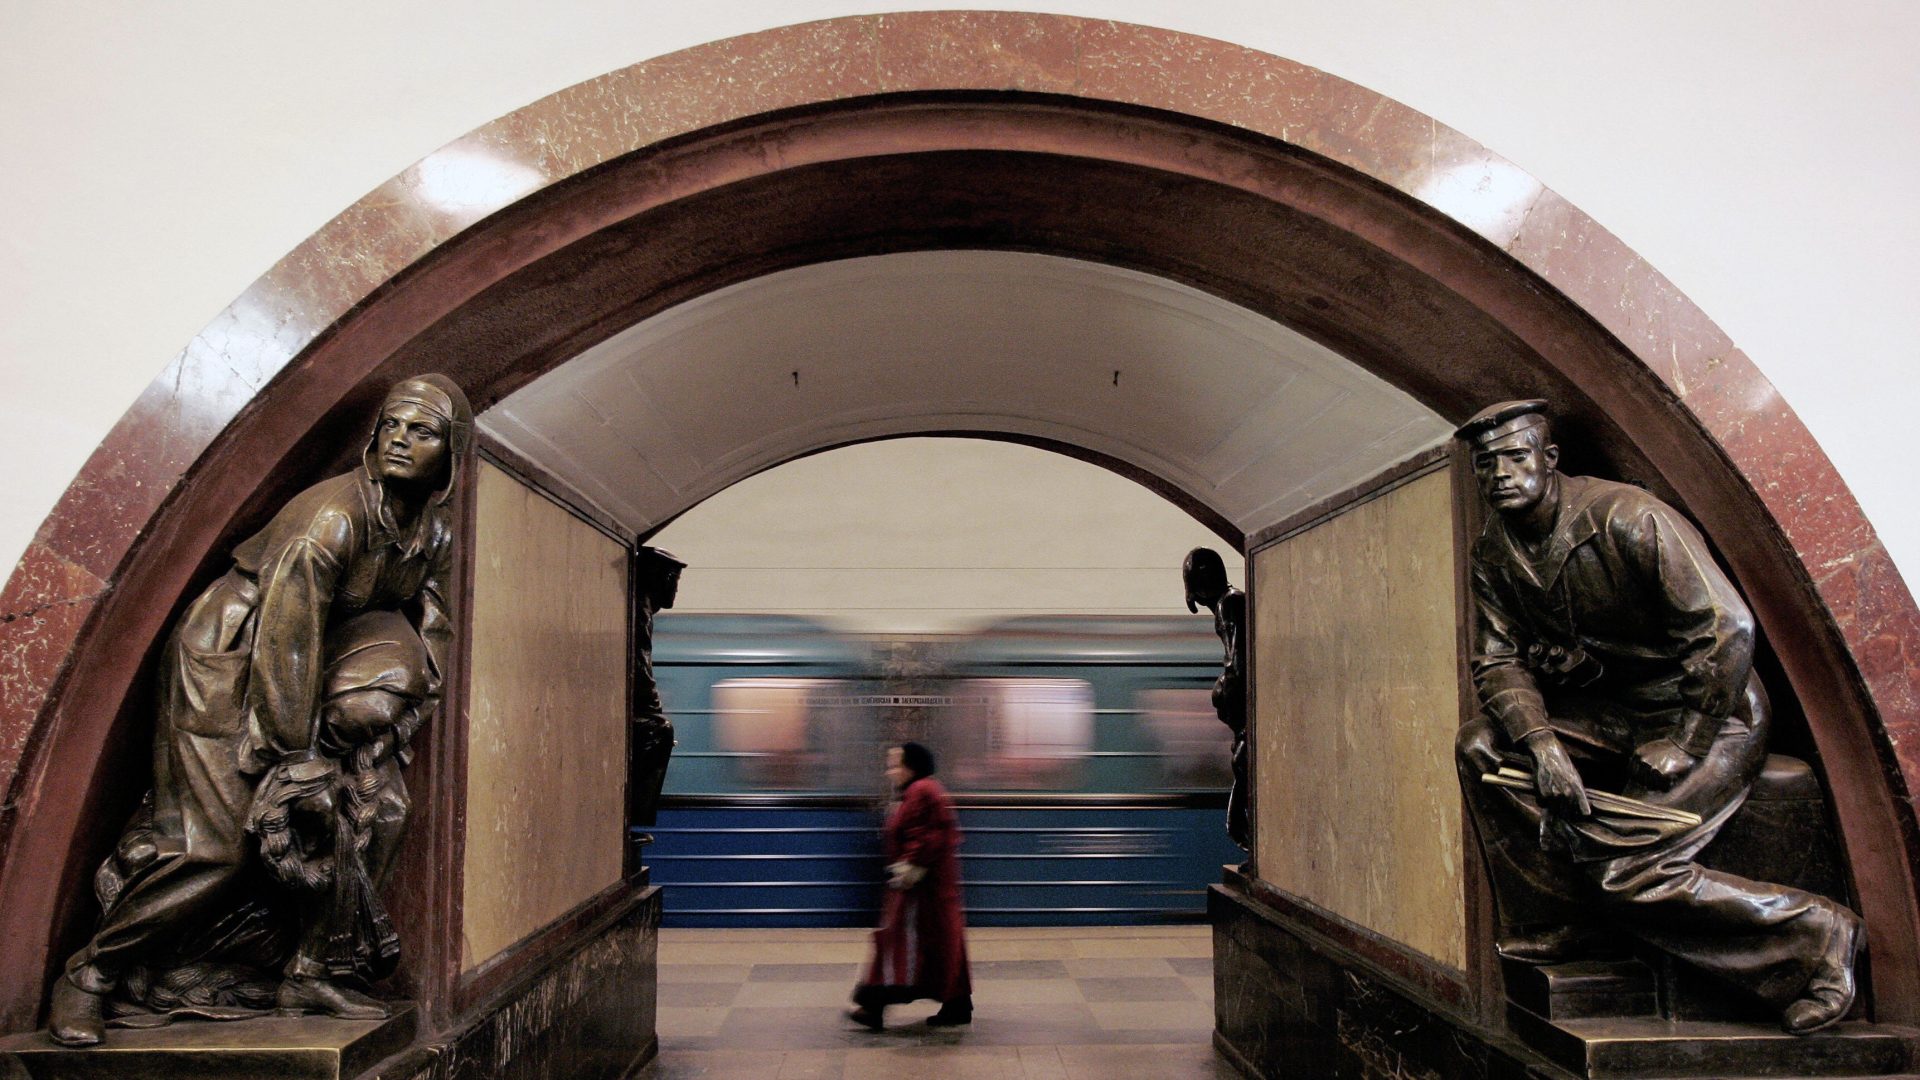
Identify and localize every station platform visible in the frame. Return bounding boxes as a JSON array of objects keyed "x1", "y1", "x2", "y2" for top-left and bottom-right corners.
[{"x1": 642, "y1": 924, "x2": 1233, "y2": 1078}]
